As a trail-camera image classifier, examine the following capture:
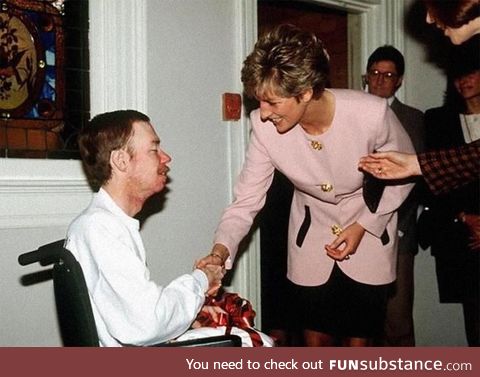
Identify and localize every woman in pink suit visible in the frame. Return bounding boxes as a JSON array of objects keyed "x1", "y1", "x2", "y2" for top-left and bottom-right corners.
[{"x1": 198, "y1": 24, "x2": 415, "y2": 347}]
